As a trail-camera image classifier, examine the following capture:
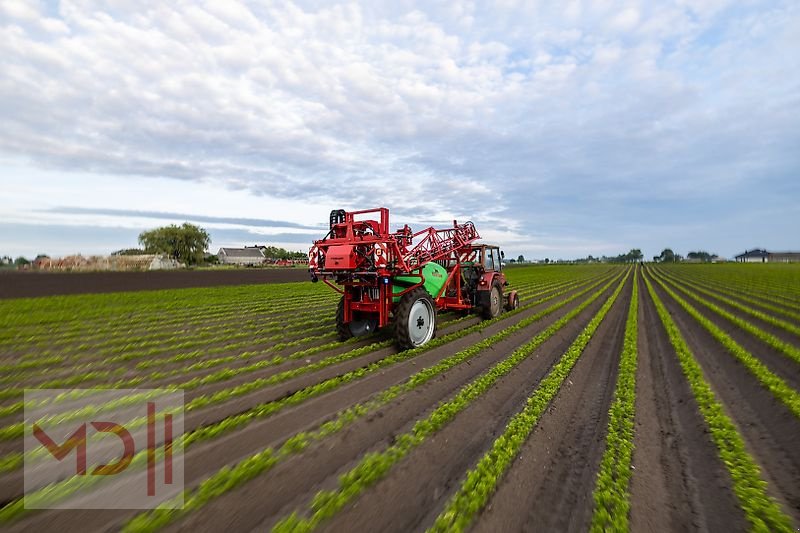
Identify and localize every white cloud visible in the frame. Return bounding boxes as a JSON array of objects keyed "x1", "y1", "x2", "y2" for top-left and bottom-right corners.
[{"x1": 0, "y1": 0, "x2": 798, "y2": 259}]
